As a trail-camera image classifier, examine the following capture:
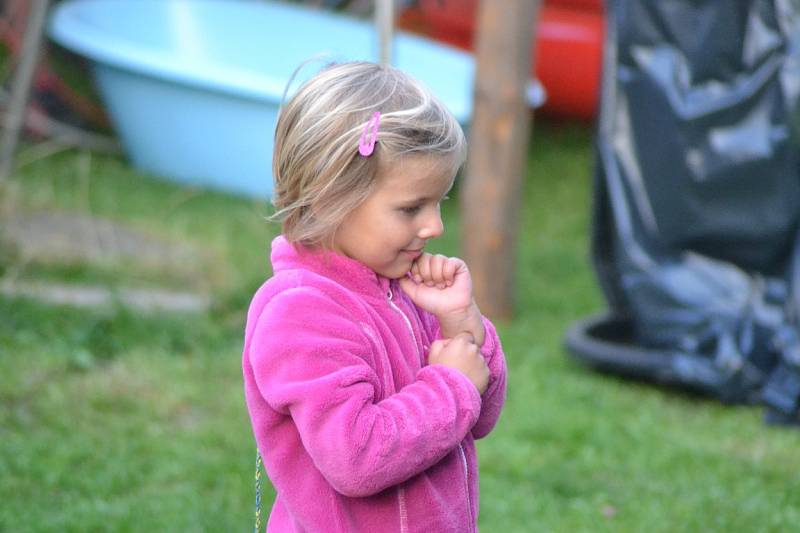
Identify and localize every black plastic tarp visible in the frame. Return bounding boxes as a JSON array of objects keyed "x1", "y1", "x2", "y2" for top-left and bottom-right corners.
[{"x1": 565, "y1": 0, "x2": 800, "y2": 425}]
